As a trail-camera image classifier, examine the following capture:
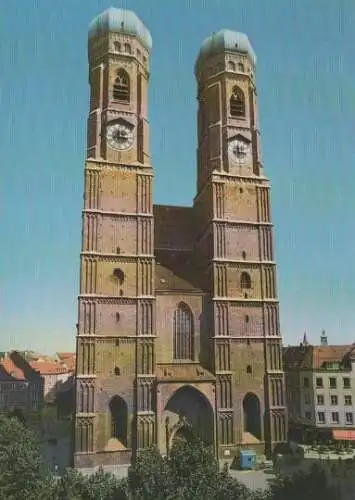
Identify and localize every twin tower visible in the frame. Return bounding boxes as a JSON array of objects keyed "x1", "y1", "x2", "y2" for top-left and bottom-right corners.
[{"x1": 74, "y1": 7, "x2": 287, "y2": 469}]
